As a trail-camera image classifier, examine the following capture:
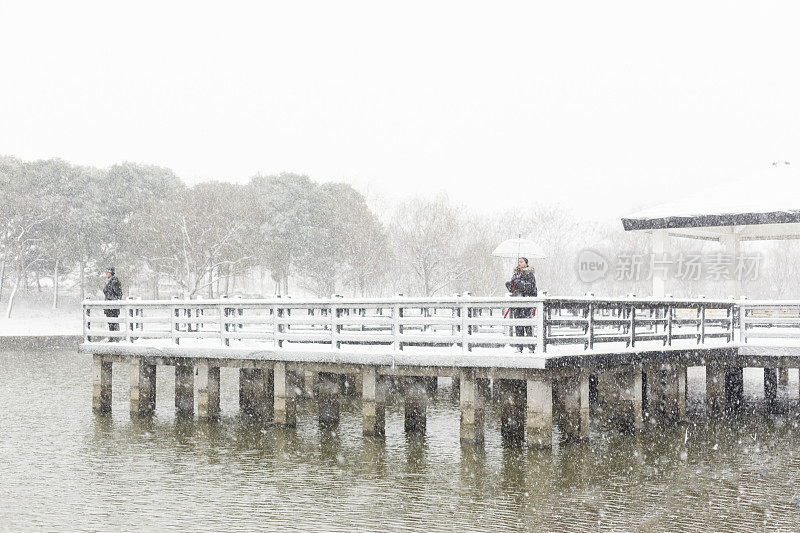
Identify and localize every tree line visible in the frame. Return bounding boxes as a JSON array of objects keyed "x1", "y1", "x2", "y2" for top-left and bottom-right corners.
[{"x1": 2, "y1": 155, "x2": 796, "y2": 317}]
